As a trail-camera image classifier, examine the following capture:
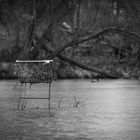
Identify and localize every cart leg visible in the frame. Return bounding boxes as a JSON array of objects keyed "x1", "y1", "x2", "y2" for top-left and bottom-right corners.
[
  {"x1": 48, "y1": 82, "x2": 51, "y2": 109},
  {"x1": 17, "y1": 83, "x2": 23, "y2": 109},
  {"x1": 23, "y1": 83, "x2": 32, "y2": 109}
]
